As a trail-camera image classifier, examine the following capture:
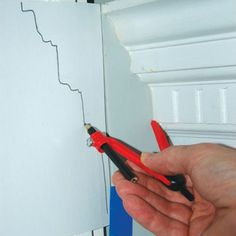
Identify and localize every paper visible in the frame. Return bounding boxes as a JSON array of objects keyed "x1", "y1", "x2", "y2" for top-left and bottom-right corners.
[{"x1": 0, "y1": 1, "x2": 108, "y2": 235}]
